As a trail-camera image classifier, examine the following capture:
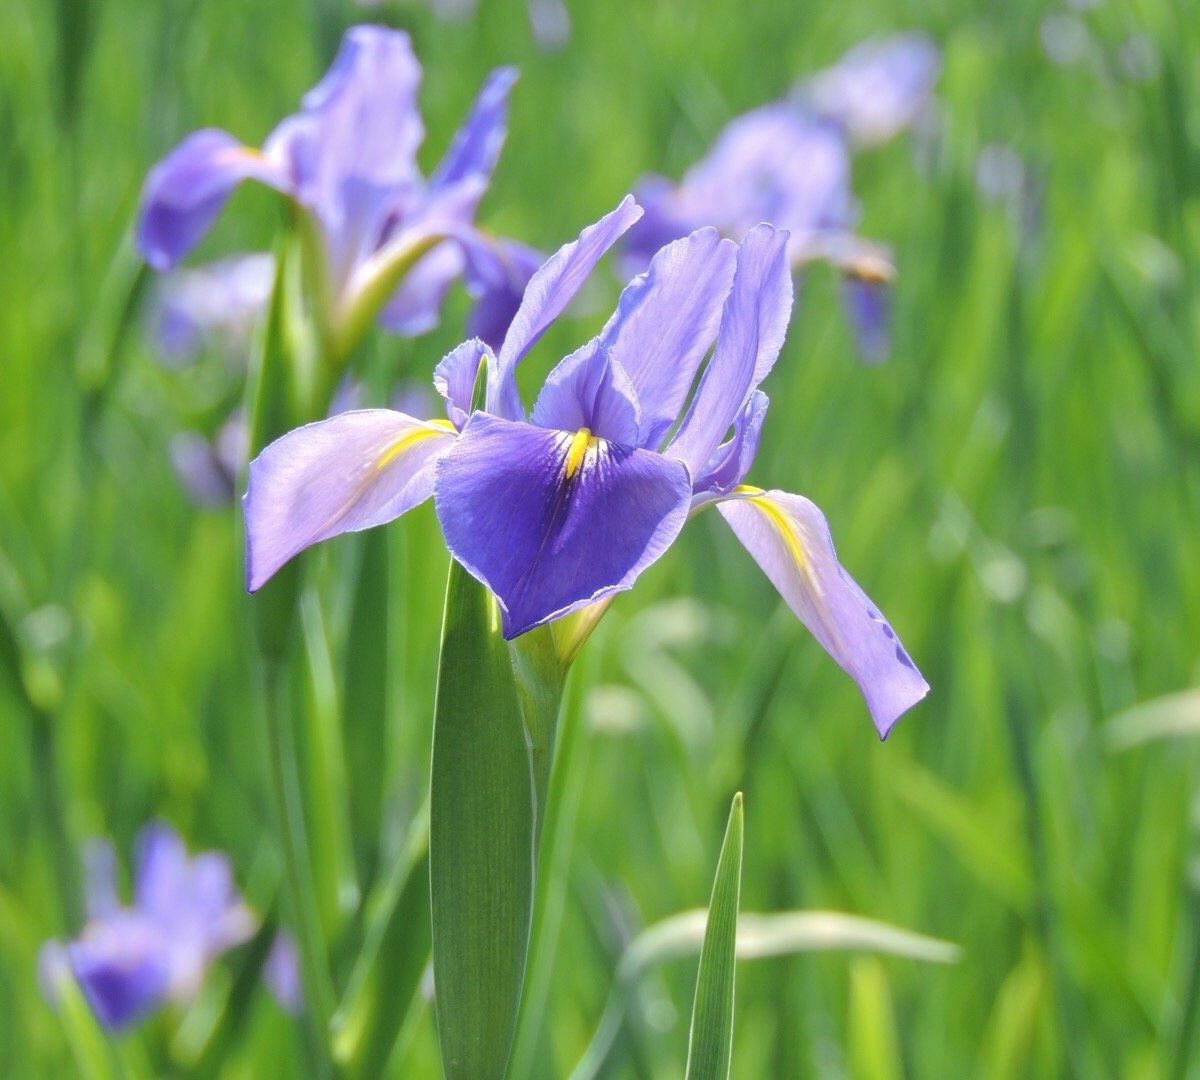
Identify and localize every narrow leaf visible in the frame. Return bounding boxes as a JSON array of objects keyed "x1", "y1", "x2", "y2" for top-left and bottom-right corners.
[
  {"x1": 430, "y1": 561, "x2": 561, "y2": 1079},
  {"x1": 685, "y1": 792, "x2": 744, "y2": 1080}
]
